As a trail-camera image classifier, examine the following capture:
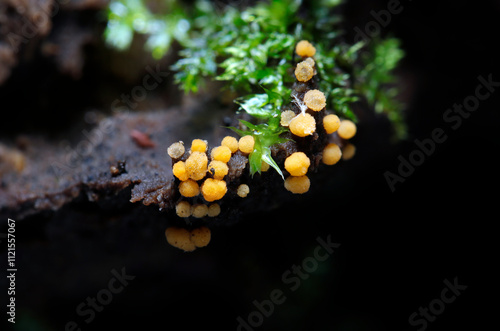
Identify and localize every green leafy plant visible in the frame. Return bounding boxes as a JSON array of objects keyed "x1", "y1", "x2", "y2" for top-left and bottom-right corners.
[{"x1": 104, "y1": 0, "x2": 407, "y2": 175}]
